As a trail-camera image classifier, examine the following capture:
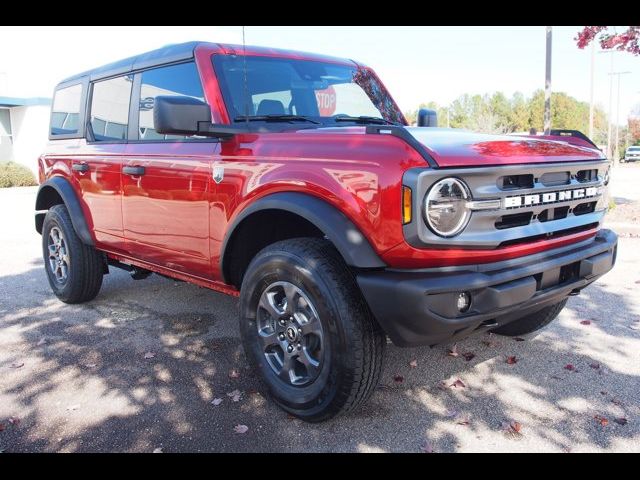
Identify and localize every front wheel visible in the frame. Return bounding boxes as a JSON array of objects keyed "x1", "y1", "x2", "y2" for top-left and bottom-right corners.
[{"x1": 239, "y1": 238, "x2": 385, "y2": 422}]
